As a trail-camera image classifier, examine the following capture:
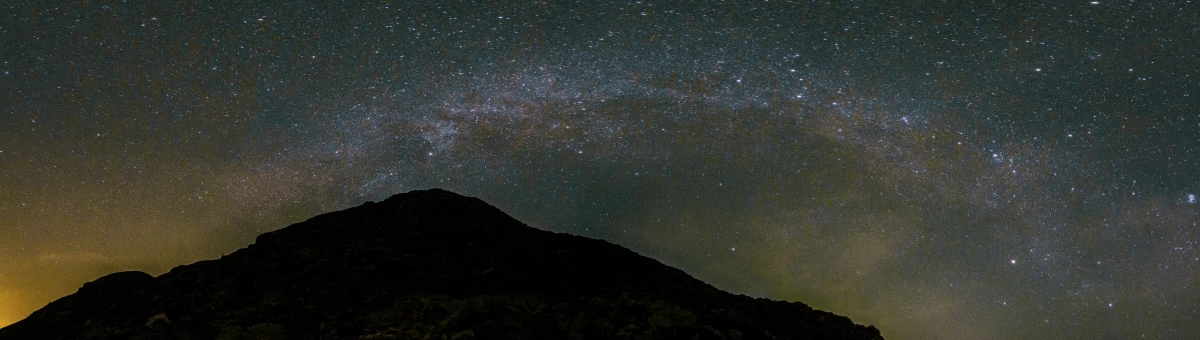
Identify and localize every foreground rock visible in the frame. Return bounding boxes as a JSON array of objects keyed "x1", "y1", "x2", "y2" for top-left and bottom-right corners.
[{"x1": 0, "y1": 189, "x2": 883, "y2": 339}]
